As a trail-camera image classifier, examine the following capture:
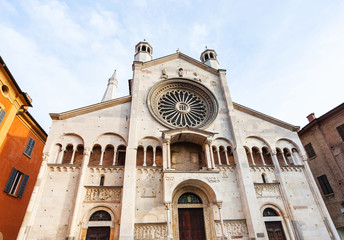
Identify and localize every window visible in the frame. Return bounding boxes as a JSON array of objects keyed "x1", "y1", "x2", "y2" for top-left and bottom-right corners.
[
  {"x1": 4, "y1": 168, "x2": 29, "y2": 197},
  {"x1": 90, "y1": 211, "x2": 111, "y2": 221},
  {"x1": 337, "y1": 124, "x2": 344, "y2": 142},
  {"x1": 24, "y1": 137, "x2": 36, "y2": 157},
  {"x1": 317, "y1": 175, "x2": 334, "y2": 195},
  {"x1": 304, "y1": 143, "x2": 316, "y2": 158},
  {"x1": 100, "y1": 176, "x2": 105, "y2": 186},
  {"x1": 178, "y1": 192, "x2": 202, "y2": 204},
  {"x1": 0, "y1": 109, "x2": 6, "y2": 125},
  {"x1": 263, "y1": 208, "x2": 278, "y2": 217}
]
